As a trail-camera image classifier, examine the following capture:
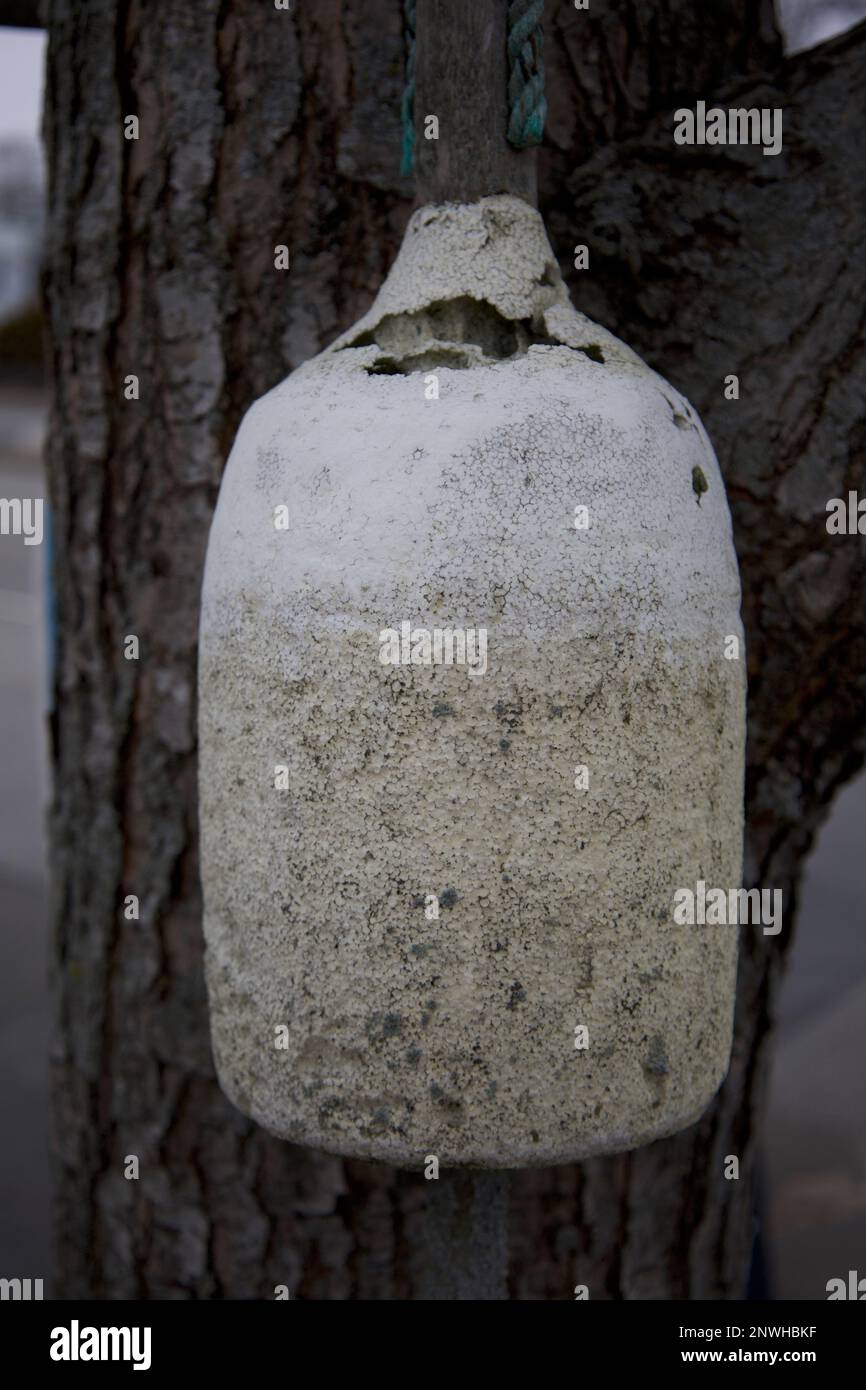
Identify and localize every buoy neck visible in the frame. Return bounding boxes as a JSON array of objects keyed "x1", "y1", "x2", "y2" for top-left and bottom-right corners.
[{"x1": 331, "y1": 198, "x2": 562, "y2": 356}]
